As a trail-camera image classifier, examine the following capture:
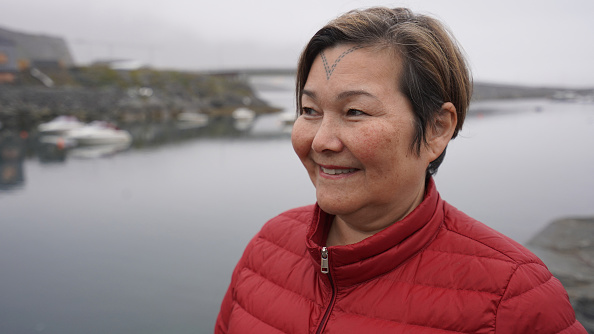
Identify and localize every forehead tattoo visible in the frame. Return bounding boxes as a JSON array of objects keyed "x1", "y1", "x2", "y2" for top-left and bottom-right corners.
[{"x1": 320, "y1": 45, "x2": 364, "y2": 80}]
